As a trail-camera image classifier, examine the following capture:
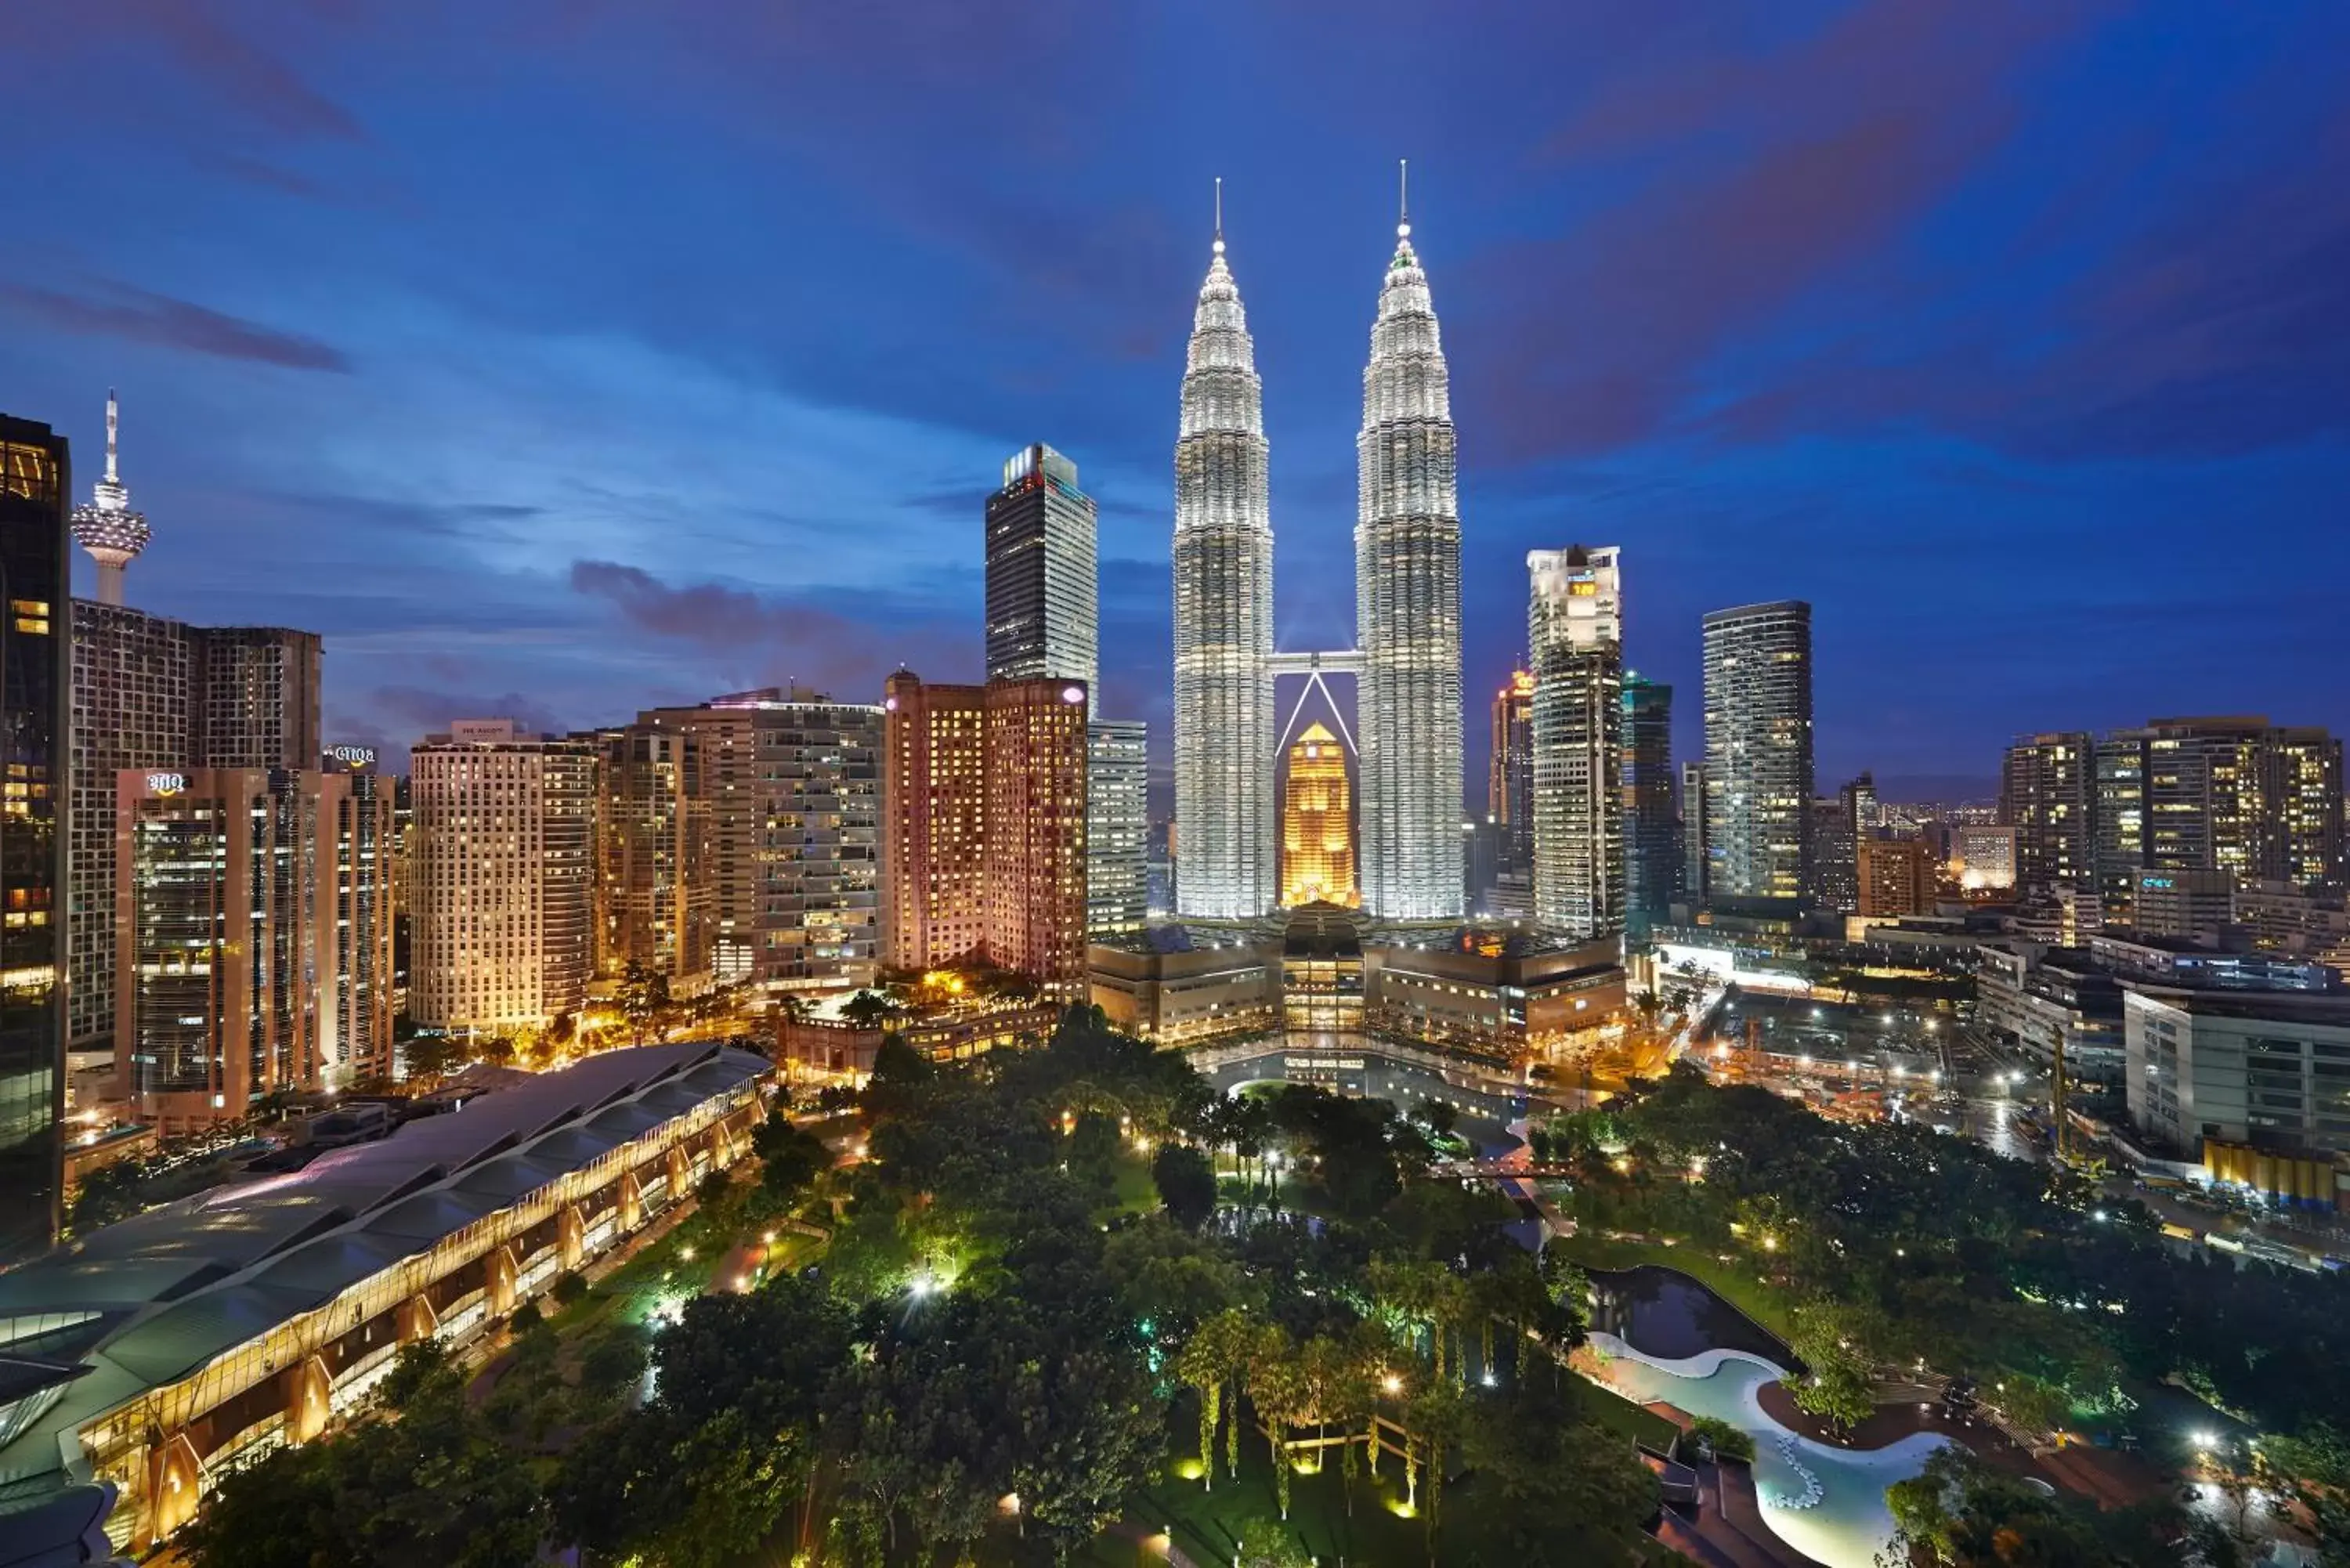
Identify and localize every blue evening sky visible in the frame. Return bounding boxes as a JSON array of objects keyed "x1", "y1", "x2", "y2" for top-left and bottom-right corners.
[{"x1": 7, "y1": 1, "x2": 2347, "y2": 797}]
